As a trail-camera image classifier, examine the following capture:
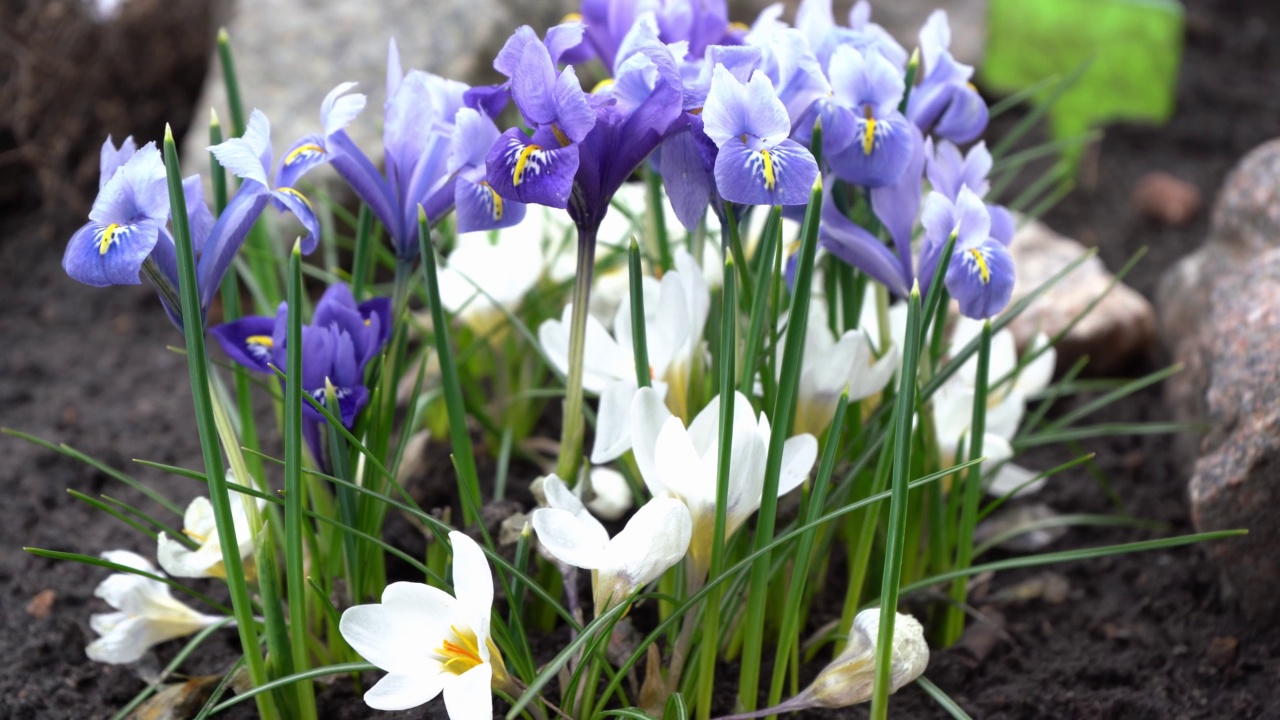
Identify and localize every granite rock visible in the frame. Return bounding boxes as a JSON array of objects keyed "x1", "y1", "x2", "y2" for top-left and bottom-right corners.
[
  {"x1": 1184, "y1": 248, "x2": 1280, "y2": 624},
  {"x1": 1006, "y1": 217, "x2": 1156, "y2": 374}
]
